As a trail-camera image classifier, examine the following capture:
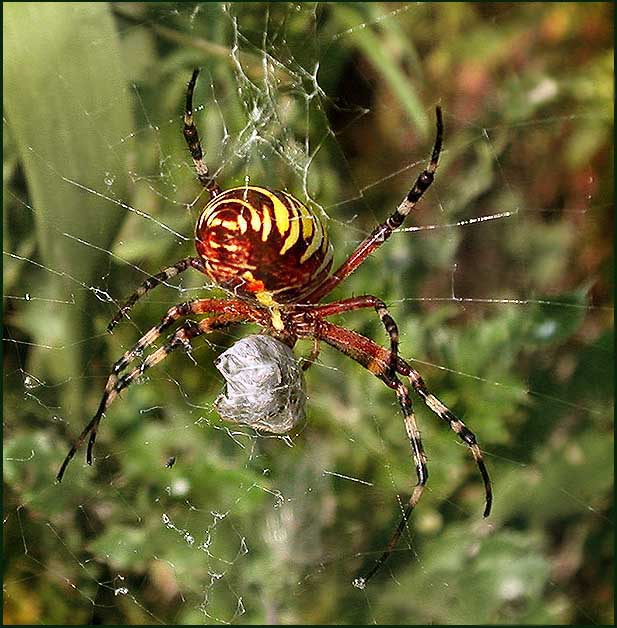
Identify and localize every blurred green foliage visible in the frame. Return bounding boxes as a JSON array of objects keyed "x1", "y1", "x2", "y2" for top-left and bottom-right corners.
[{"x1": 3, "y1": 2, "x2": 613, "y2": 625}]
